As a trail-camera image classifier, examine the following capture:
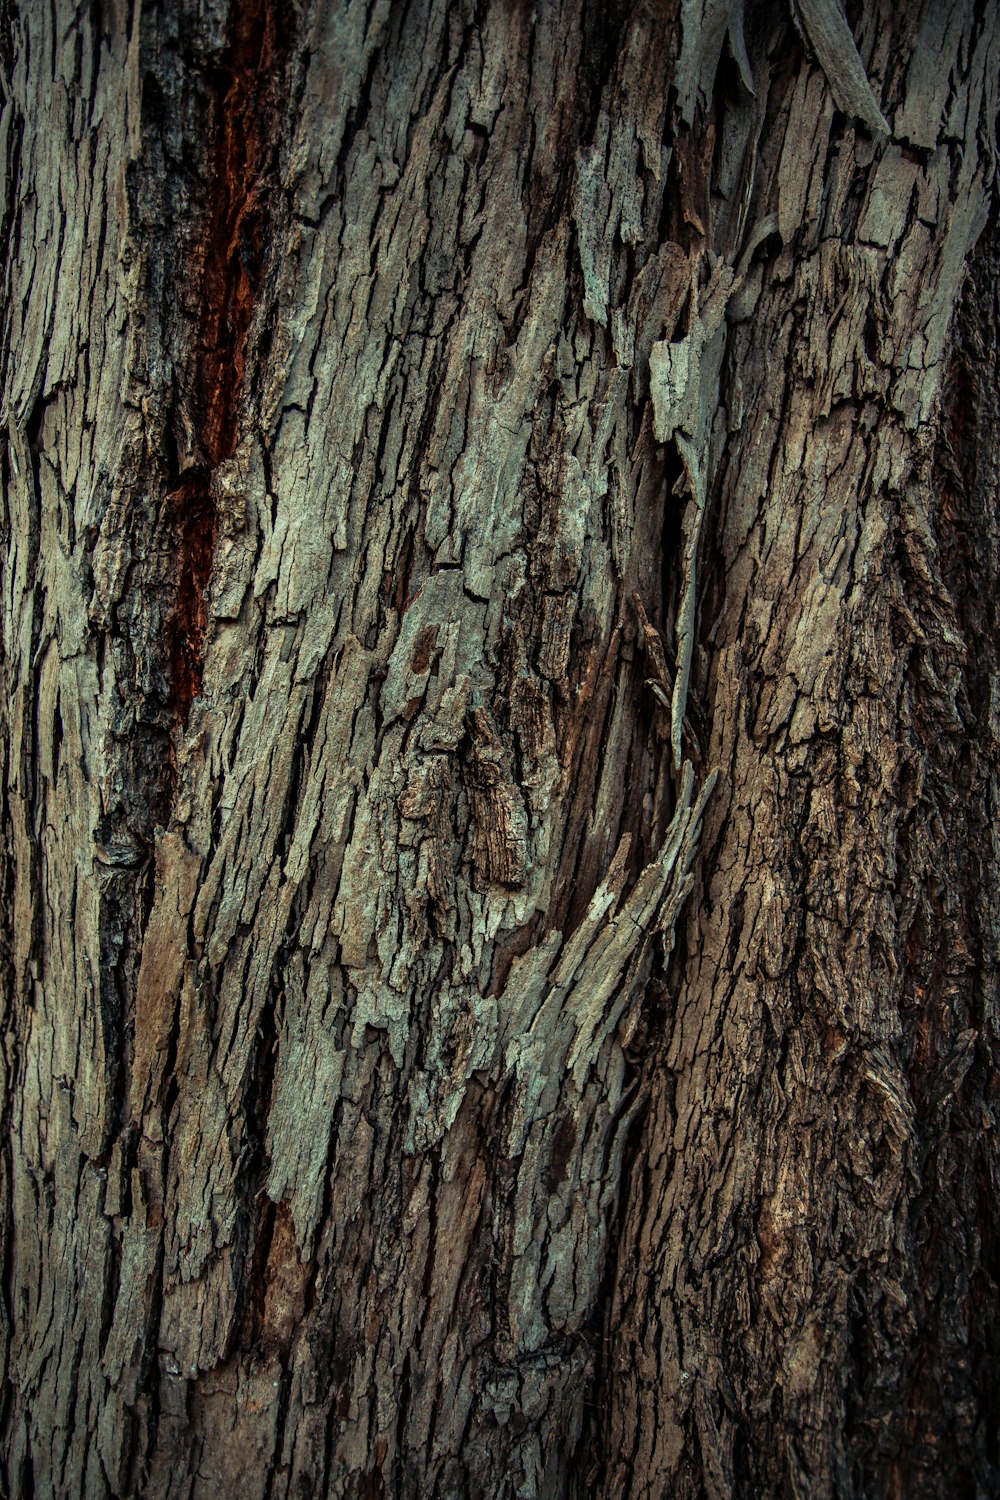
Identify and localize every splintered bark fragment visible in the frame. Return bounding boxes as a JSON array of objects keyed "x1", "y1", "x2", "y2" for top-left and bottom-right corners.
[
  {"x1": 727, "y1": 0, "x2": 757, "y2": 99},
  {"x1": 671, "y1": 434, "x2": 706, "y2": 770},
  {"x1": 796, "y1": 0, "x2": 890, "y2": 135},
  {"x1": 574, "y1": 128, "x2": 612, "y2": 326},
  {"x1": 650, "y1": 220, "x2": 779, "y2": 769}
]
